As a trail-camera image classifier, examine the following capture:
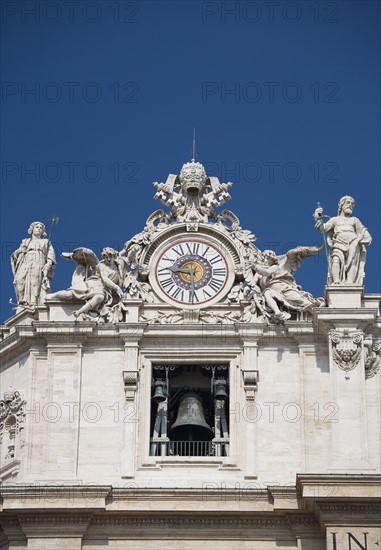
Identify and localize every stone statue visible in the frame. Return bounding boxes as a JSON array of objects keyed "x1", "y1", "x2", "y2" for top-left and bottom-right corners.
[
  {"x1": 47, "y1": 247, "x2": 123, "y2": 318},
  {"x1": 11, "y1": 221, "x2": 56, "y2": 307},
  {"x1": 314, "y1": 196, "x2": 372, "y2": 285},
  {"x1": 249, "y1": 247, "x2": 324, "y2": 322}
]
